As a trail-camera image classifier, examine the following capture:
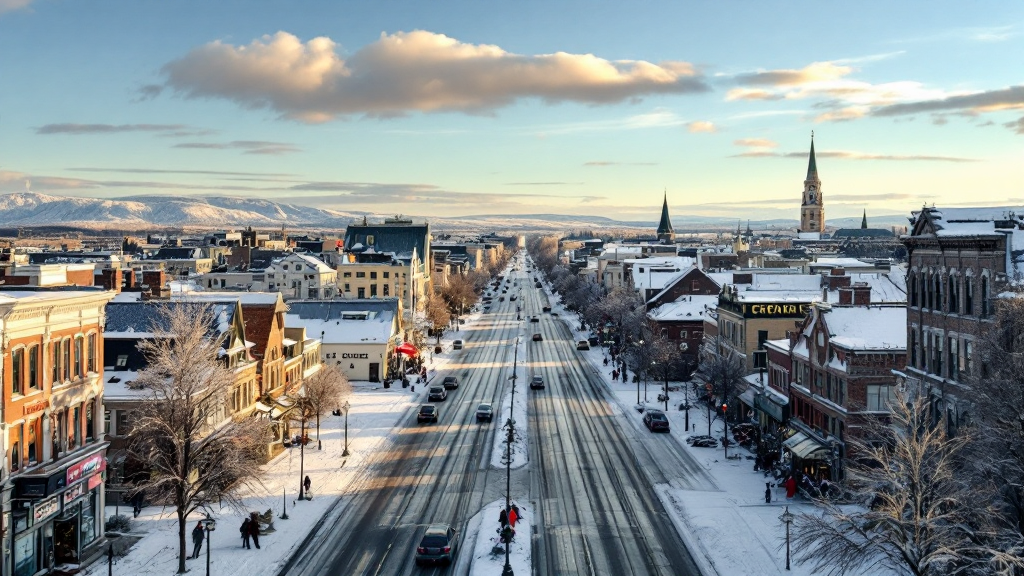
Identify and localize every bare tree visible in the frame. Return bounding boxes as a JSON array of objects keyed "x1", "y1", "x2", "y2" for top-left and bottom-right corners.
[
  {"x1": 299, "y1": 364, "x2": 352, "y2": 449},
  {"x1": 698, "y1": 342, "x2": 746, "y2": 456},
  {"x1": 791, "y1": 390, "x2": 1020, "y2": 576},
  {"x1": 423, "y1": 291, "x2": 452, "y2": 344},
  {"x1": 126, "y1": 303, "x2": 268, "y2": 574}
]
